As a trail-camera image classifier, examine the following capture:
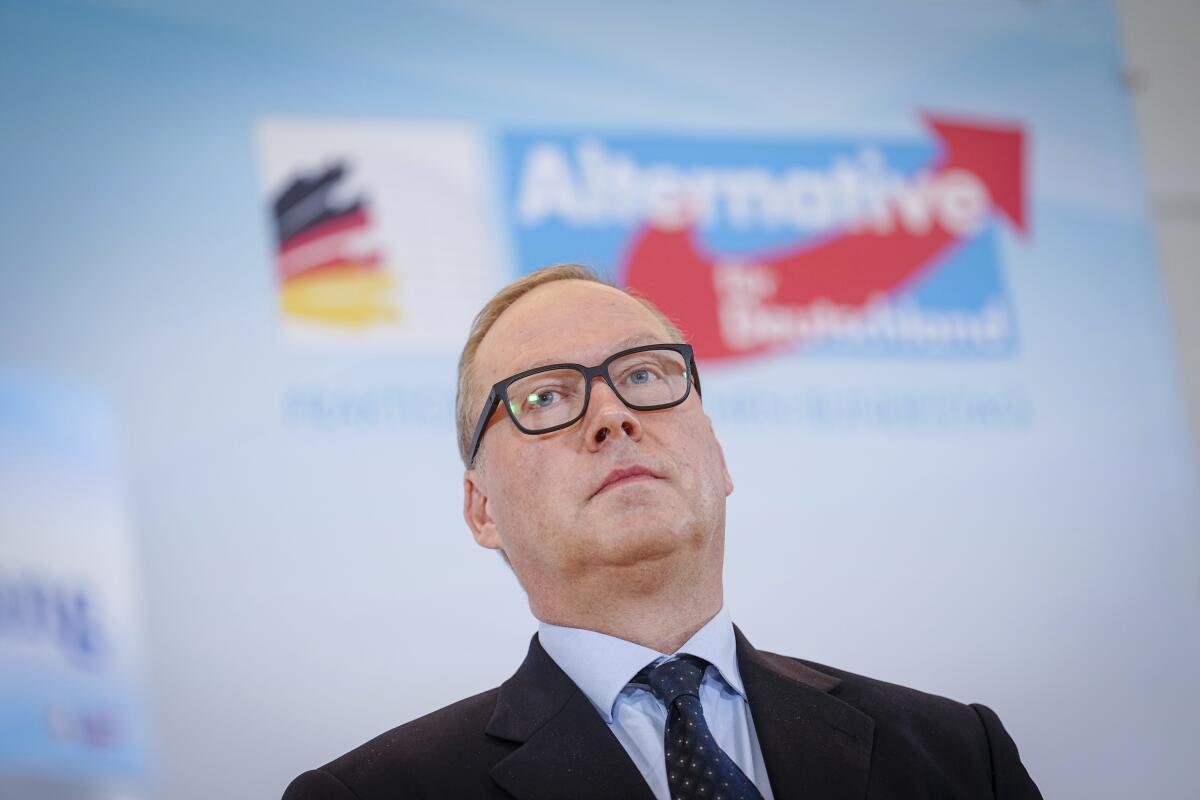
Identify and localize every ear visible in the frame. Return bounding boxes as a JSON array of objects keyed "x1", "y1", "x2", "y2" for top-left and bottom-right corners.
[
  {"x1": 706, "y1": 415, "x2": 734, "y2": 496},
  {"x1": 463, "y1": 469, "x2": 503, "y2": 550}
]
